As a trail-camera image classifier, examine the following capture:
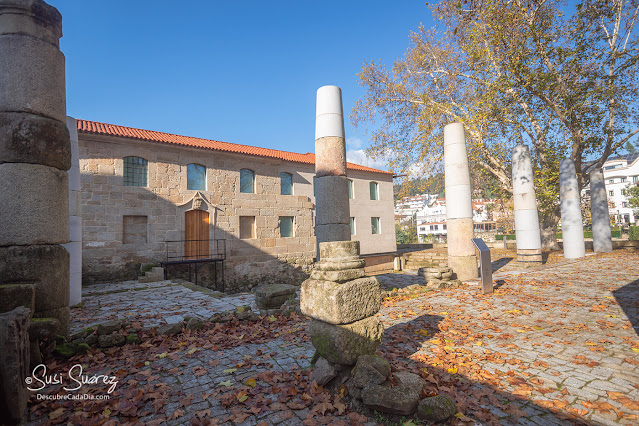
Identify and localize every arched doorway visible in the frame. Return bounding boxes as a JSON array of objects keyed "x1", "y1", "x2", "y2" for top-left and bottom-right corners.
[{"x1": 185, "y1": 209, "x2": 209, "y2": 259}]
